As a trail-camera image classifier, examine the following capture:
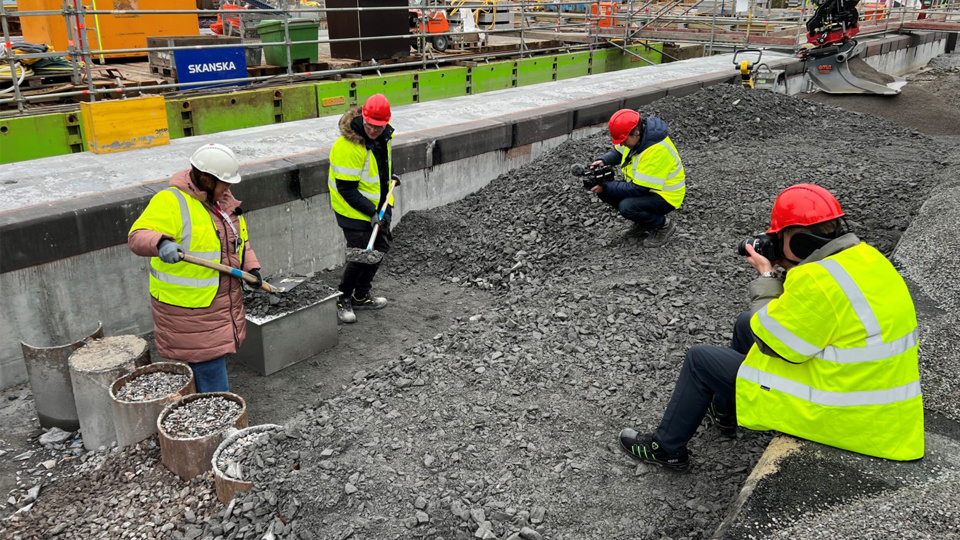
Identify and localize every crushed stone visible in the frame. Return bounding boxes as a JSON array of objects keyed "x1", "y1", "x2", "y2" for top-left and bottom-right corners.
[
  {"x1": 244, "y1": 275, "x2": 339, "y2": 320},
  {"x1": 161, "y1": 396, "x2": 243, "y2": 439},
  {"x1": 67, "y1": 336, "x2": 147, "y2": 372},
  {"x1": 114, "y1": 371, "x2": 191, "y2": 402}
]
